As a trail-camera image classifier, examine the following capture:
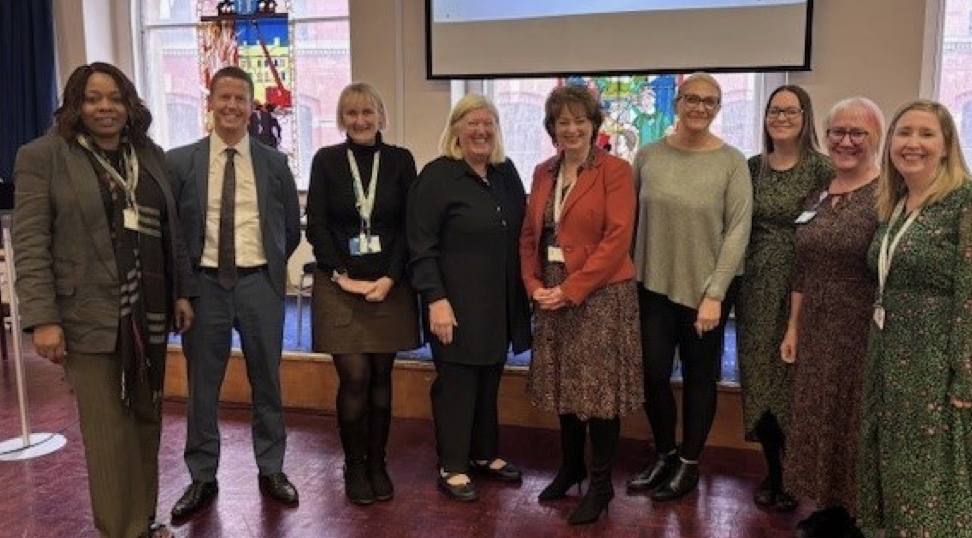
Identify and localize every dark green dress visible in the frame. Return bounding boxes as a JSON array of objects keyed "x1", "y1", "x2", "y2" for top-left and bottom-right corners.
[
  {"x1": 736, "y1": 151, "x2": 833, "y2": 439},
  {"x1": 858, "y1": 182, "x2": 972, "y2": 537}
]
